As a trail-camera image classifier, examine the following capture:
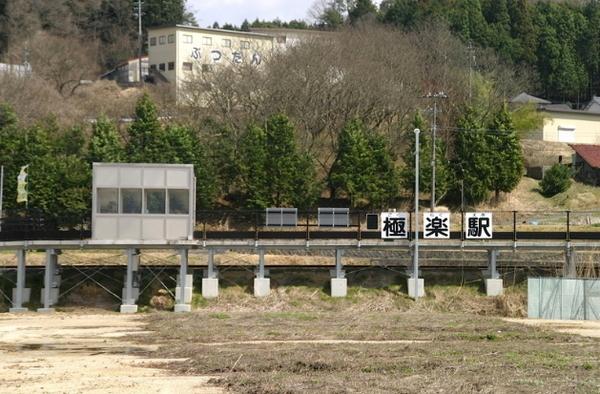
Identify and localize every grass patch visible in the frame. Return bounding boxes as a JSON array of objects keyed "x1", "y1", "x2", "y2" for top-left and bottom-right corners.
[{"x1": 208, "y1": 312, "x2": 230, "y2": 319}]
